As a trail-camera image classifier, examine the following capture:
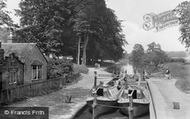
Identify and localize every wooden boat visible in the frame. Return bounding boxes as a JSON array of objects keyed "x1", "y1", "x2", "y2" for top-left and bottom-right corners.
[
  {"x1": 118, "y1": 82, "x2": 150, "y2": 117},
  {"x1": 86, "y1": 84, "x2": 122, "y2": 118}
]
